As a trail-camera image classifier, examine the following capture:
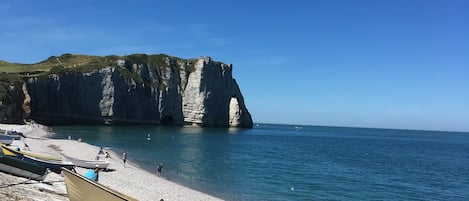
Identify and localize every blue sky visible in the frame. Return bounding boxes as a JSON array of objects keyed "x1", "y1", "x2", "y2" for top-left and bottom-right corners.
[{"x1": 1, "y1": 0, "x2": 468, "y2": 132}]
